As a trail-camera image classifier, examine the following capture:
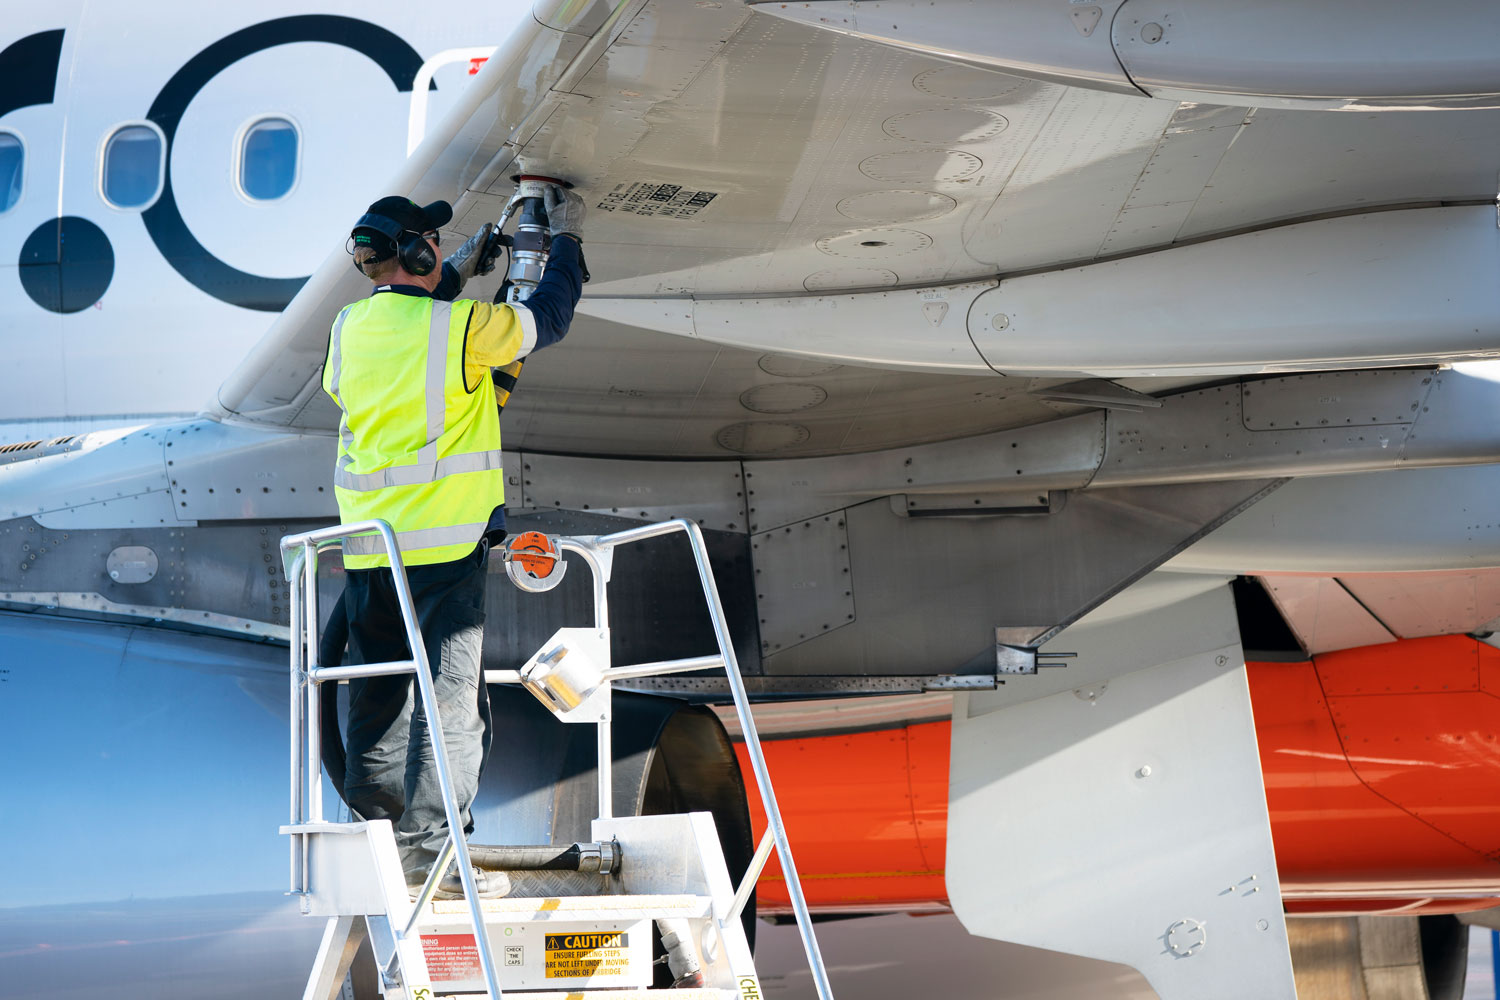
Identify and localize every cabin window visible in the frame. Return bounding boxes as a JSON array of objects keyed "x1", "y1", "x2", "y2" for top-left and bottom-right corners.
[
  {"x1": 0, "y1": 132, "x2": 22, "y2": 212},
  {"x1": 101, "y1": 123, "x2": 165, "y2": 209},
  {"x1": 238, "y1": 117, "x2": 298, "y2": 201}
]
